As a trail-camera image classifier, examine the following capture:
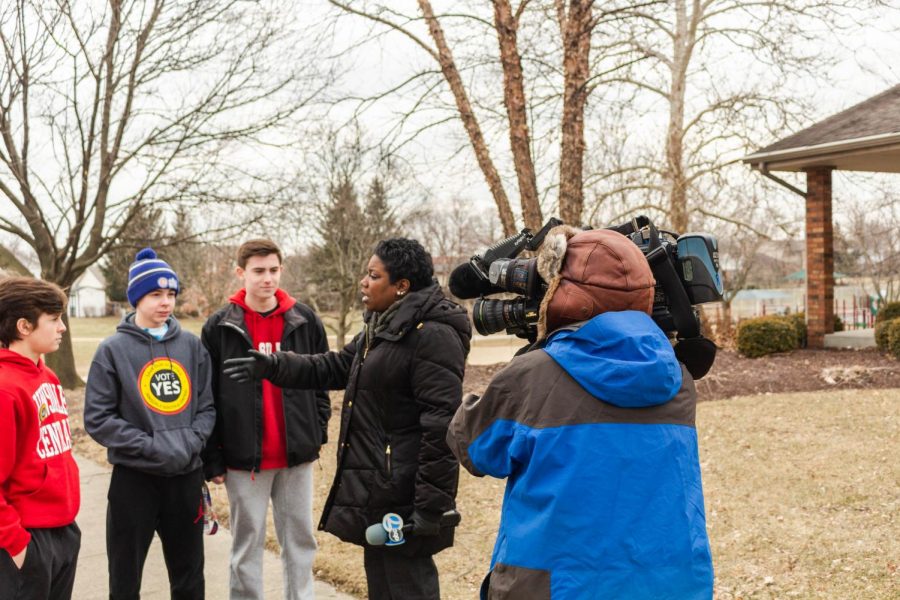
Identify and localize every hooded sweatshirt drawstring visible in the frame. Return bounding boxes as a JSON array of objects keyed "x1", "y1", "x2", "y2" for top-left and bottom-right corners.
[
  {"x1": 163, "y1": 340, "x2": 173, "y2": 372},
  {"x1": 142, "y1": 322, "x2": 175, "y2": 372},
  {"x1": 146, "y1": 335, "x2": 174, "y2": 373}
]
